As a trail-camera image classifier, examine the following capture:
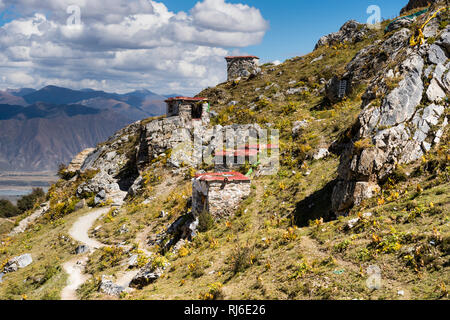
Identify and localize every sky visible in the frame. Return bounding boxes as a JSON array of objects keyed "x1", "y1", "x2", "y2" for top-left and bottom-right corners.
[{"x1": 0, "y1": 0, "x2": 407, "y2": 95}]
